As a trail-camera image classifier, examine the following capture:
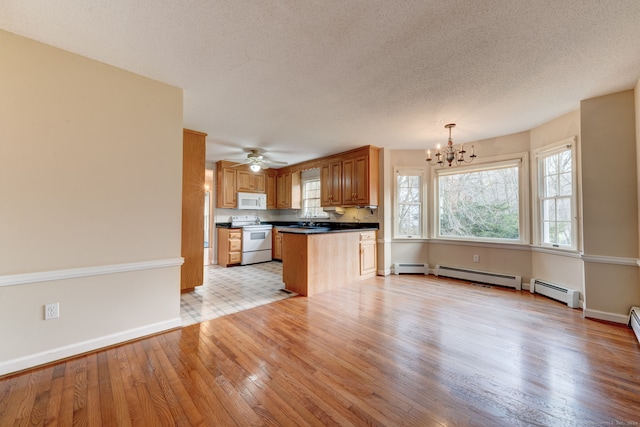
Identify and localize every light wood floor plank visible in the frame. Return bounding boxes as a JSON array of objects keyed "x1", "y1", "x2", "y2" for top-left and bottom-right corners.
[{"x1": 1, "y1": 274, "x2": 640, "y2": 426}]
